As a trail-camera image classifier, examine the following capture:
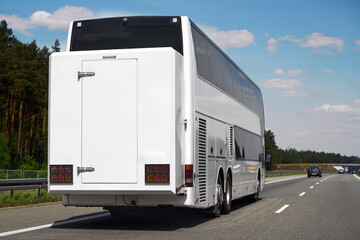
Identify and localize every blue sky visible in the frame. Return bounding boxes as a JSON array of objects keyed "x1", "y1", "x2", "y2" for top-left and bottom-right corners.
[{"x1": 1, "y1": 0, "x2": 359, "y2": 157}]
